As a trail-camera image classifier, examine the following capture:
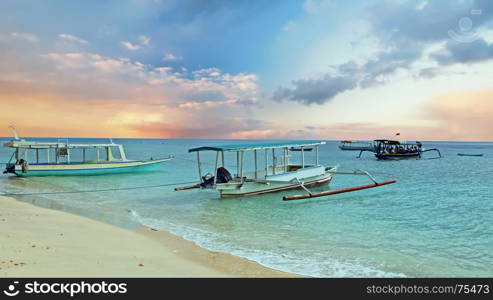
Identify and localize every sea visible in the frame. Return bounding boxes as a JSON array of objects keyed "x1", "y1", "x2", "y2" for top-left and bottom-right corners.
[{"x1": 0, "y1": 138, "x2": 492, "y2": 277}]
